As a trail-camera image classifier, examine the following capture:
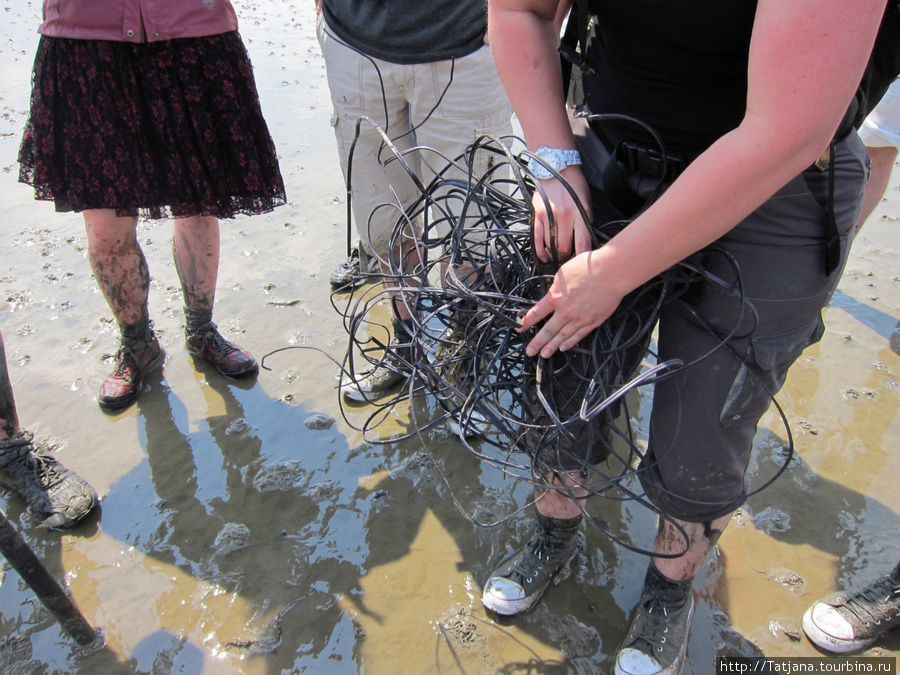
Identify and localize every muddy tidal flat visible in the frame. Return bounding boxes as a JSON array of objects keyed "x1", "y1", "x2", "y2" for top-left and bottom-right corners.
[{"x1": 1, "y1": 1, "x2": 899, "y2": 673}]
